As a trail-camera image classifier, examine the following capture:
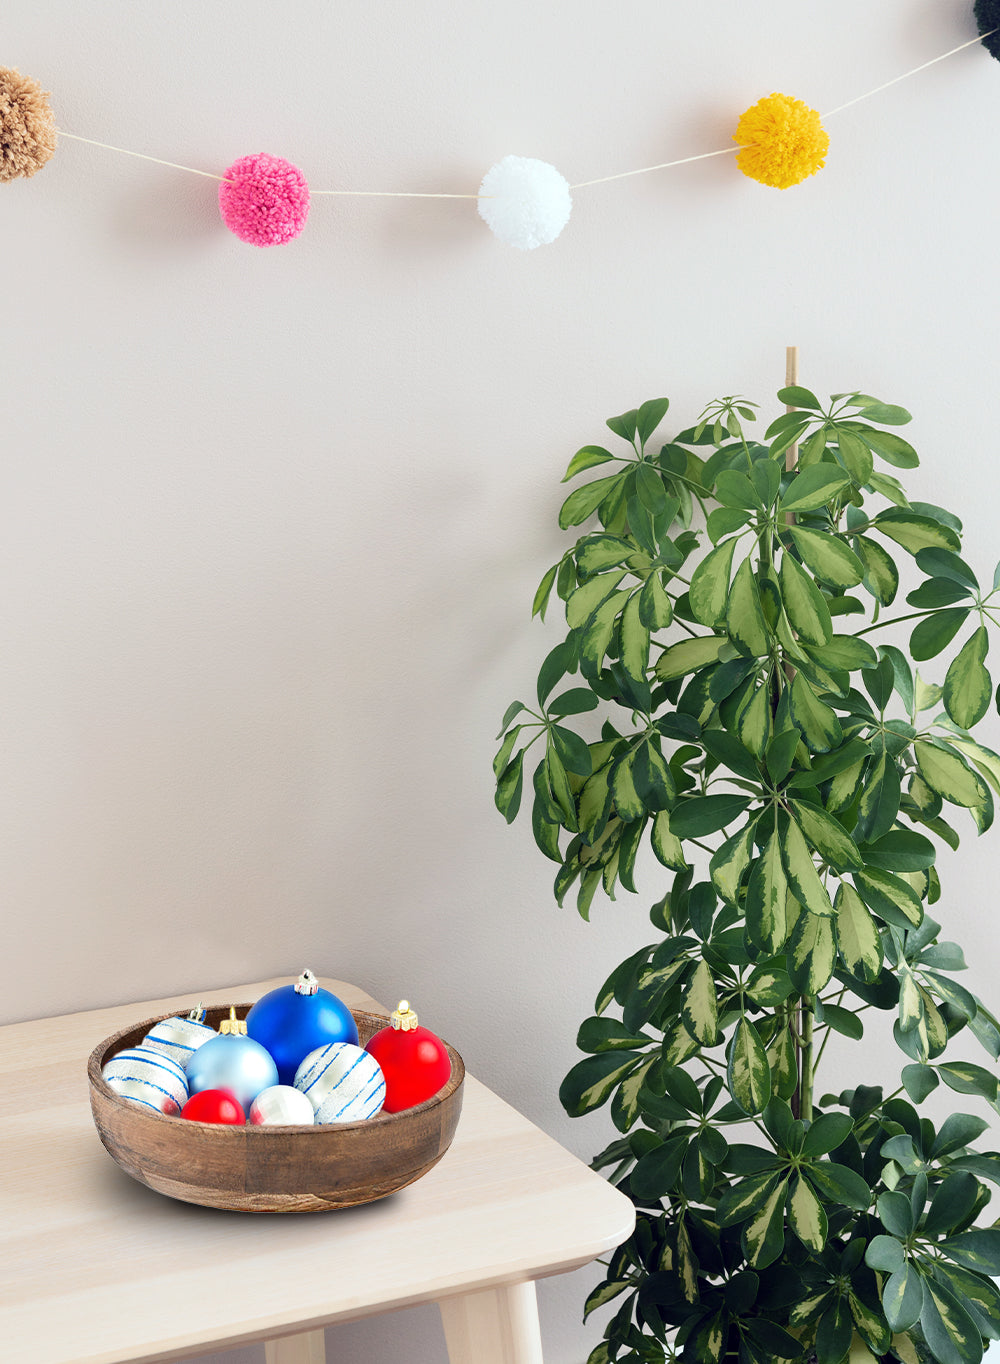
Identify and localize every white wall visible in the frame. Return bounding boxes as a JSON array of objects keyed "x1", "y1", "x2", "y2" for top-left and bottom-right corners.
[{"x1": 4, "y1": 3, "x2": 1000, "y2": 1361}]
